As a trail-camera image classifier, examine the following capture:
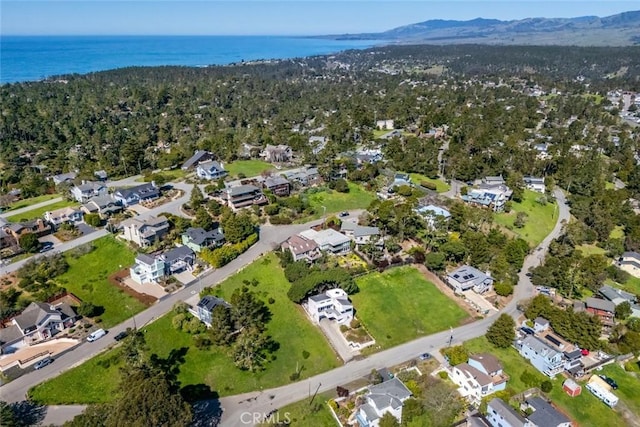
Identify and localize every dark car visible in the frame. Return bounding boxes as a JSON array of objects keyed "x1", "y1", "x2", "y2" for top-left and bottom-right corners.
[
  {"x1": 39, "y1": 242, "x2": 54, "y2": 253},
  {"x1": 599, "y1": 375, "x2": 618, "y2": 390},
  {"x1": 339, "y1": 211, "x2": 349, "y2": 217},
  {"x1": 34, "y1": 357, "x2": 53, "y2": 370},
  {"x1": 419, "y1": 353, "x2": 432, "y2": 361},
  {"x1": 114, "y1": 331, "x2": 129, "y2": 341}
]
